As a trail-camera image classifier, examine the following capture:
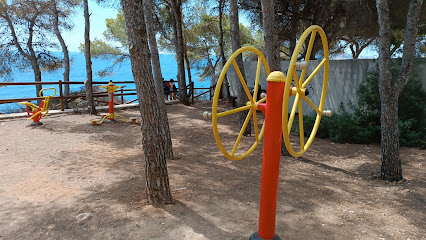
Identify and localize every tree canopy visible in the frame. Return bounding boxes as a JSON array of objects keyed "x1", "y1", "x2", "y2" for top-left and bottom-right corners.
[{"x1": 0, "y1": 0, "x2": 73, "y2": 95}]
